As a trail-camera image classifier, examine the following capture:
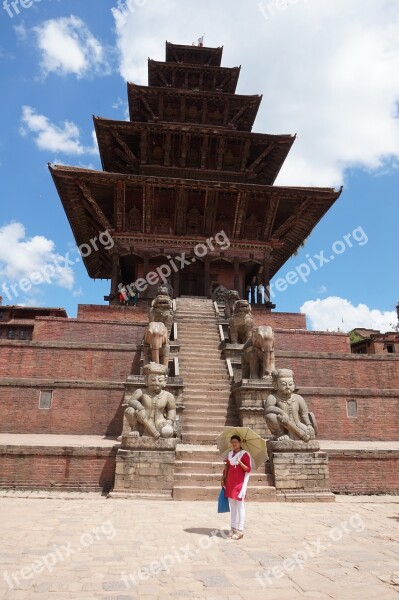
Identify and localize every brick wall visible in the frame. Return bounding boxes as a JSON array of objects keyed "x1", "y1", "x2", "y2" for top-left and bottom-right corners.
[
  {"x1": 253, "y1": 310, "x2": 307, "y2": 329},
  {"x1": 0, "y1": 342, "x2": 138, "y2": 380},
  {"x1": 274, "y1": 330, "x2": 350, "y2": 353},
  {"x1": 275, "y1": 352, "x2": 399, "y2": 388},
  {"x1": 33, "y1": 318, "x2": 147, "y2": 345},
  {"x1": 302, "y1": 390, "x2": 399, "y2": 441},
  {"x1": 328, "y1": 451, "x2": 399, "y2": 493},
  {"x1": 77, "y1": 304, "x2": 150, "y2": 322},
  {"x1": 0, "y1": 384, "x2": 125, "y2": 436},
  {"x1": 0, "y1": 446, "x2": 117, "y2": 491}
]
